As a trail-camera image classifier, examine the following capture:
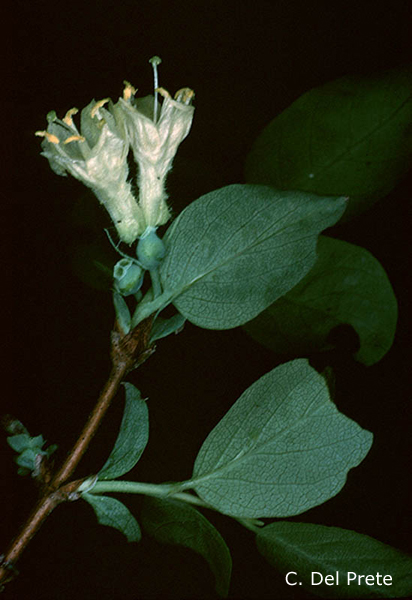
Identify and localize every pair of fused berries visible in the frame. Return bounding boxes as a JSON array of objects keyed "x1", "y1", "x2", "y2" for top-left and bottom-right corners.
[{"x1": 113, "y1": 228, "x2": 166, "y2": 296}]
